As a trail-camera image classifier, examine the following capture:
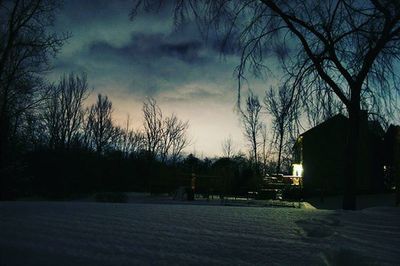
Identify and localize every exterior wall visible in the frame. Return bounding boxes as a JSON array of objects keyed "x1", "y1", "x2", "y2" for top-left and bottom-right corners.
[
  {"x1": 301, "y1": 116, "x2": 347, "y2": 194},
  {"x1": 298, "y1": 114, "x2": 384, "y2": 195},
  {"x1": 357, "y1": 127, "x2": 384, "y2": 192},
  {"x1": 384, "y1": 125, "x2": 400, "y2": 205}
]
